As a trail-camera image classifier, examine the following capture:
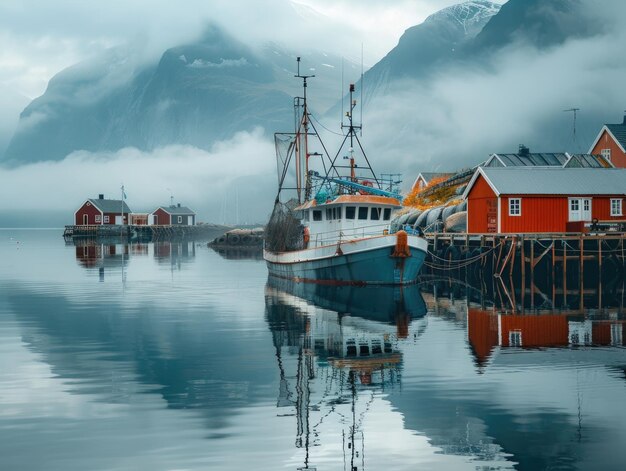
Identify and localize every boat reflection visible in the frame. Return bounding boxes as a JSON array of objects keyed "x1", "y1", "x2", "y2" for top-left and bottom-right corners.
[{"x1": 265, "y1": 278, "x2": 427, "y2": 470}]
